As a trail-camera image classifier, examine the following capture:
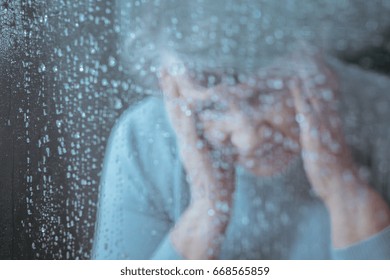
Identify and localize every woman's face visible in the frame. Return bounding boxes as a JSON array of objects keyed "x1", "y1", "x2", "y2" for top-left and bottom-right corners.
[{"x1": 195, "y1": 73, "x2": 301, "y2": 176}]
